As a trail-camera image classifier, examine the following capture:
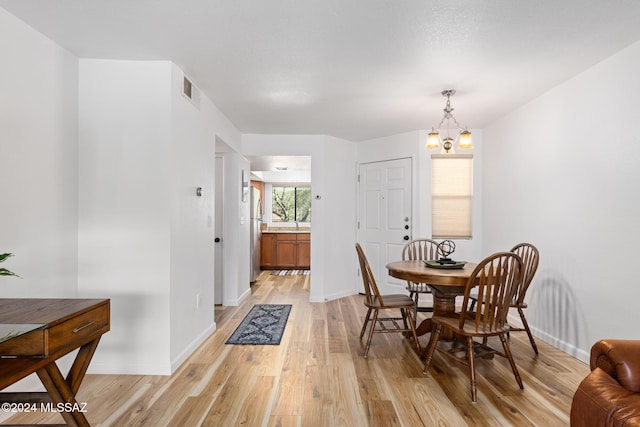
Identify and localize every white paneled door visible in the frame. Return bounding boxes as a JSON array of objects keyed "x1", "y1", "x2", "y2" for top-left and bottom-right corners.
[{"x1": 357, "y1": 158, "x2": 412, "y2": 294}]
